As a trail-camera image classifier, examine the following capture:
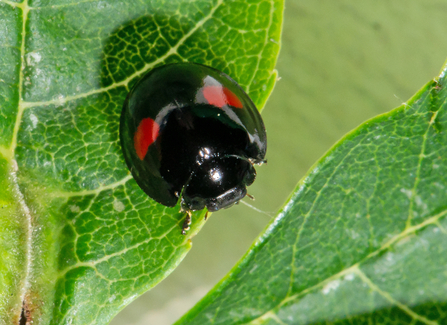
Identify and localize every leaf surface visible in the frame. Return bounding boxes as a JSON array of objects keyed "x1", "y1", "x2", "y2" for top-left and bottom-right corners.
[
  {"x1": 0, "y1": 0, "x2": 283, "y2": 324},
  {"x1": 174, "y1": 64, "x2": 447, "y2": 324}
]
